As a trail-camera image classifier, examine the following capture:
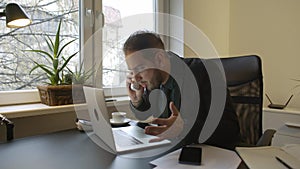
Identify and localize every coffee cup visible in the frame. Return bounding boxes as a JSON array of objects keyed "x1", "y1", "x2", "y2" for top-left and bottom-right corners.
[{"x1": 111, "y1": 112, "x2": 127, "y2": 123}]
